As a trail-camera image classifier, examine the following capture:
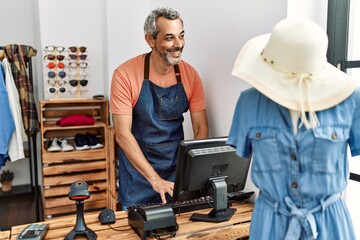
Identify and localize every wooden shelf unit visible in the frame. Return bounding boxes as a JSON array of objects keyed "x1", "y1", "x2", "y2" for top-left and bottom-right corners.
[{"x1": 39, "y1": 99, "x2": 115, "y2": 219}]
